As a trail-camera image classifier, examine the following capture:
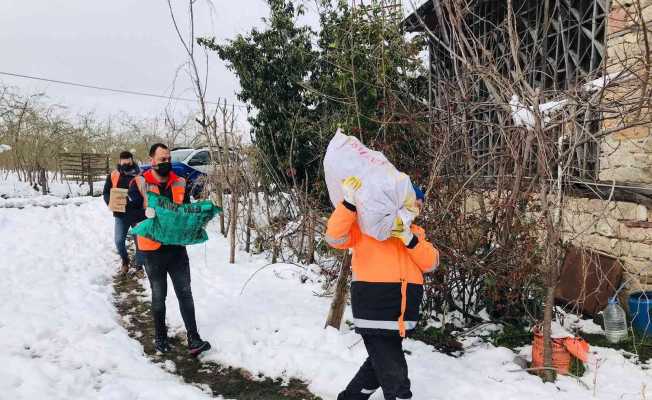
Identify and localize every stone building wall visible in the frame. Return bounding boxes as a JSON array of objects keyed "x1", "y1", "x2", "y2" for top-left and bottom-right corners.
[
  {"x1": 599, "y1": 0, "x2": 652, "y2": 184},
  {"x1": 571, "y1": 0, "x2": 652, "y2": 294},
  {"x1": 562, "y1": 198, "x2": 651, "y2": 293}
]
